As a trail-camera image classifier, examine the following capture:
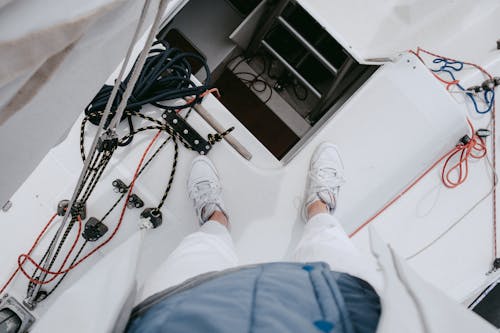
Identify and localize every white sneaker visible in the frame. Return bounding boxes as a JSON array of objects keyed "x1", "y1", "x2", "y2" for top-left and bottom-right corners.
[
  {"x1": 187, "y1": 156, "x2": 228, "y2": 225},
  {"x1": 303, "y1": 142, "x2": 345, "y2": 221}
]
